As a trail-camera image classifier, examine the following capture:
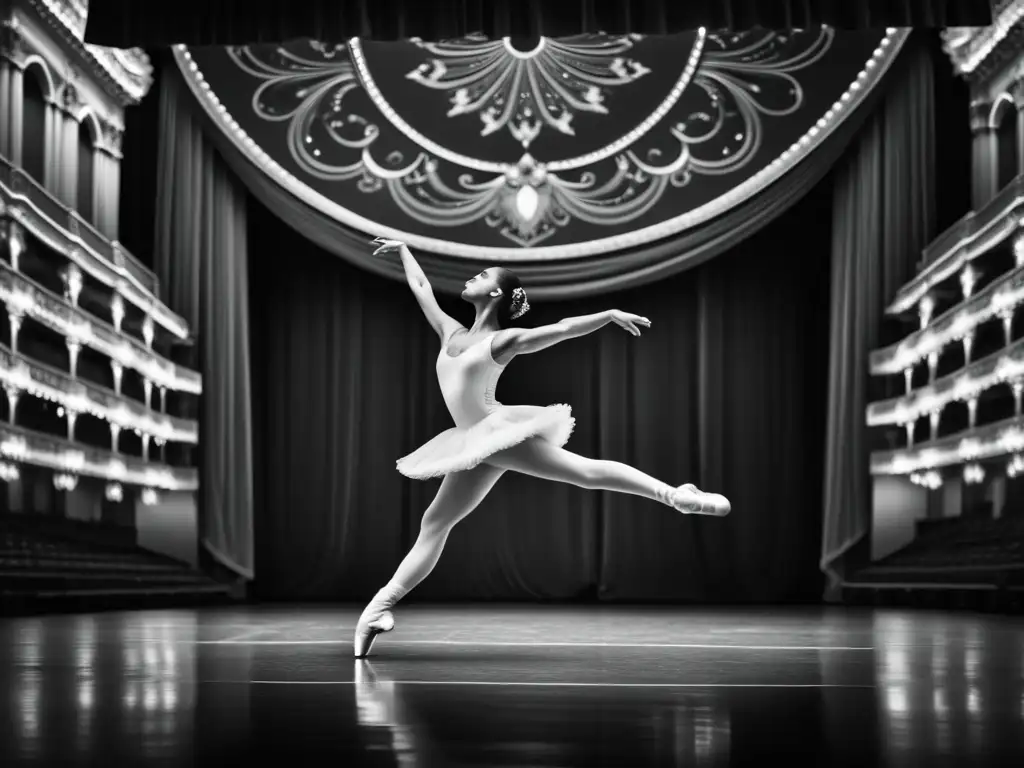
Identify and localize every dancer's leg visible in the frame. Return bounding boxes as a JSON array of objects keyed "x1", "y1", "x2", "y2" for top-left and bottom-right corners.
[
  {"x1": 392, "y1": 463, "x2": 505, "y2": 589},
  {"x1": 486, "y1": 438, "x2": 729, "y2": 515},
  {"x1": 354, "y1": 462, "x2": 505, "y2": 656}
]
